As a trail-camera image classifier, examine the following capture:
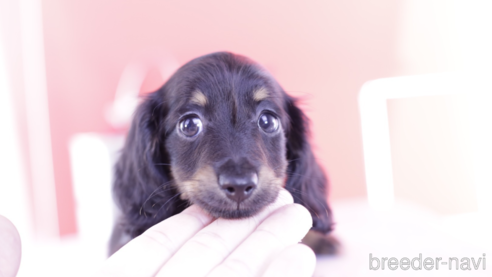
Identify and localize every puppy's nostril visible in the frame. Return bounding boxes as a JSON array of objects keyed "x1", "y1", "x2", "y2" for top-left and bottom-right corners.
[{"x1": 218, "y1": 173, "x2": 258, "y2": 203}]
